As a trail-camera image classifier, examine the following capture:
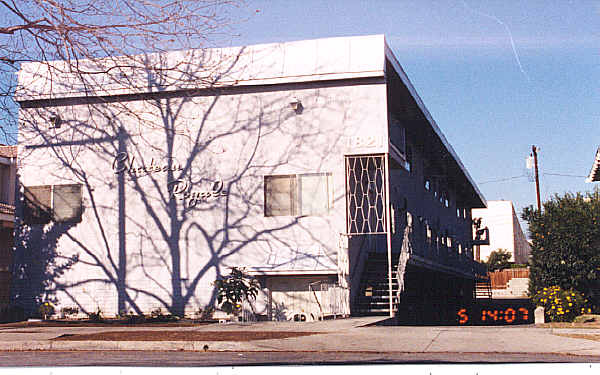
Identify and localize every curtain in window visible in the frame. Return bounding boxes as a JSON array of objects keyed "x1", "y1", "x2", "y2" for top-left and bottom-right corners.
[
  {"x1": 53, "y1": 184, "x2": 82, "y2": 222},
  {"x1": 265, "y1": 175, "x2": 295, "y2": 216},
  {"x1": 299, "y1": 174, "x2": 330, "y2": 216}
]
